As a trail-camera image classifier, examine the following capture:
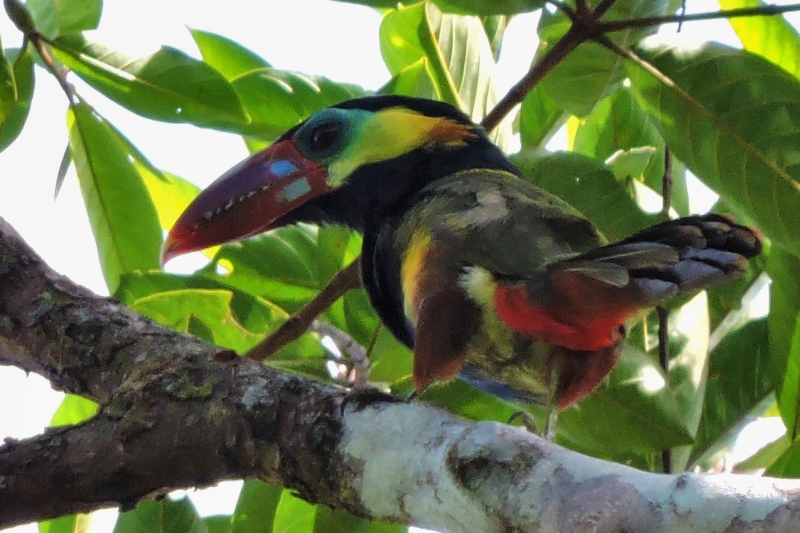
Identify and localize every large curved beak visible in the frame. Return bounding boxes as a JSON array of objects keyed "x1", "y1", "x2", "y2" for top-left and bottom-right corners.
[{"x1": 161, "y1": 140, "x2": 330, "y2": 265}]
